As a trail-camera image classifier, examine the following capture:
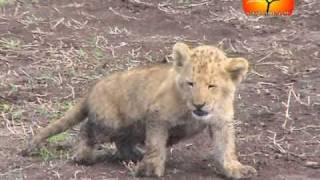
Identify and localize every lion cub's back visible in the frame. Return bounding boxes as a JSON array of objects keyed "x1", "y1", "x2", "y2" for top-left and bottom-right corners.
[{"x1": 87, "y1": 64, "x2": 173, "y2": 121}]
